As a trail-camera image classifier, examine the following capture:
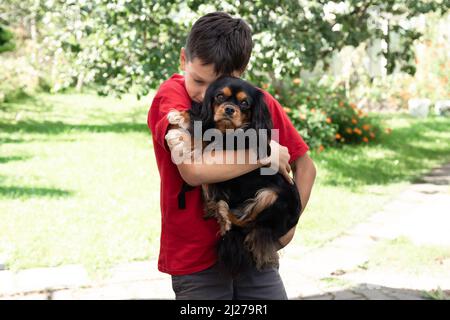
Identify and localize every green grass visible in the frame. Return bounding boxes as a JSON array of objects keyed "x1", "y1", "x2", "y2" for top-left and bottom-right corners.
[
  {"x1": 1, "y1": 92, "x2": 450, "y2": 278},
  {"x1": 293, "y1": 114, "x2": 450, "y2": 249},
  {"x1": 0, "y1": 91, "x2": 160, "y2": 277},
  {"x1": 423, "y1": 287, "x2": 450, "y2": 300}
]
